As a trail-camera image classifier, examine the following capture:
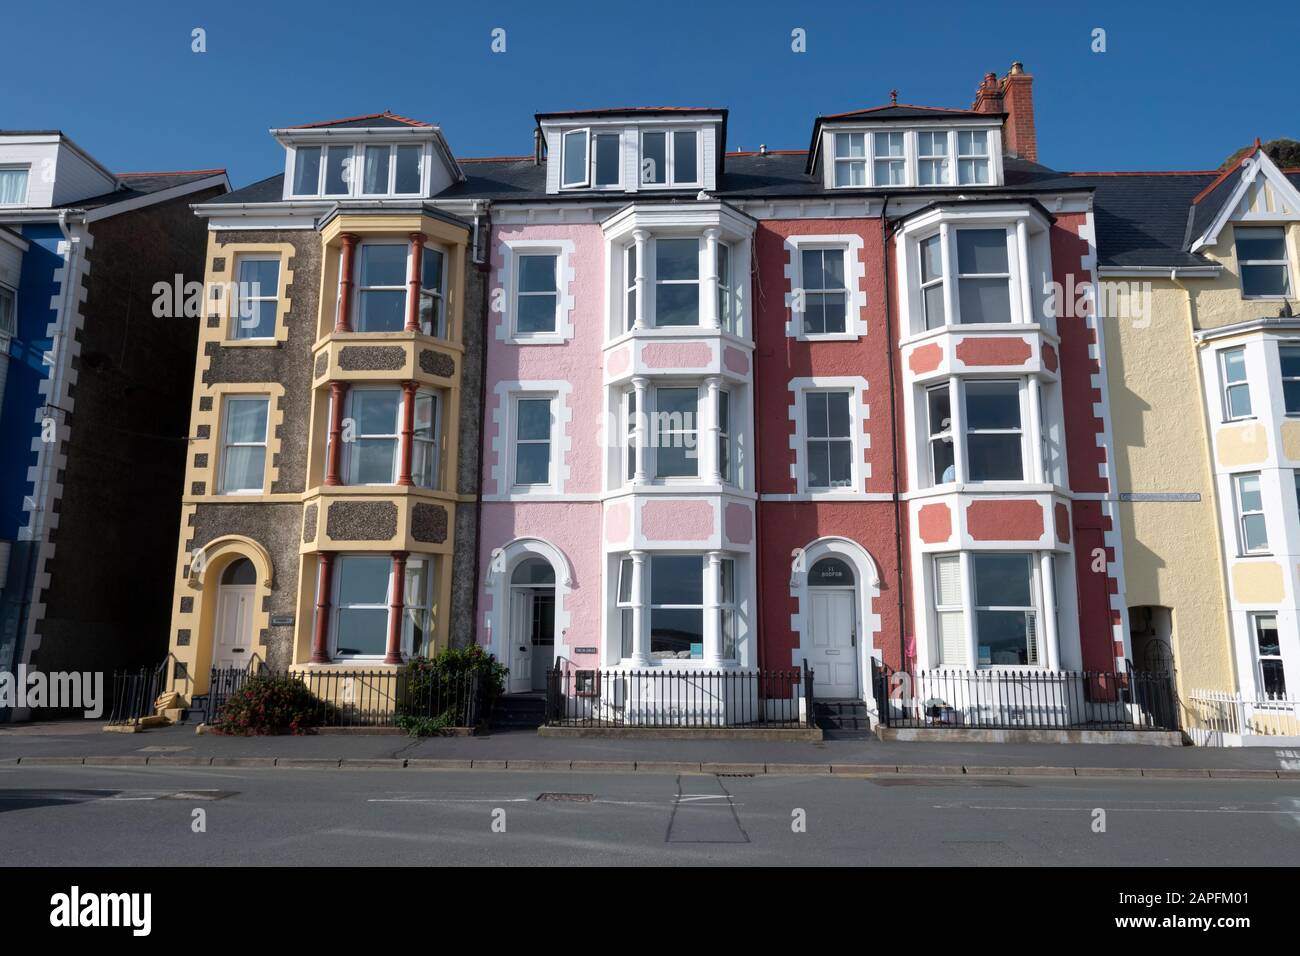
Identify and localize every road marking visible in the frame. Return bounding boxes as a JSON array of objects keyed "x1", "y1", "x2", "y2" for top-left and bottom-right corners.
[
  {"x1": 934, "y1": 803, "x2": 1299, "y2": 815},
  {"x1": 367, "y1": 797, "x2": 531, "y2": 804}
]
